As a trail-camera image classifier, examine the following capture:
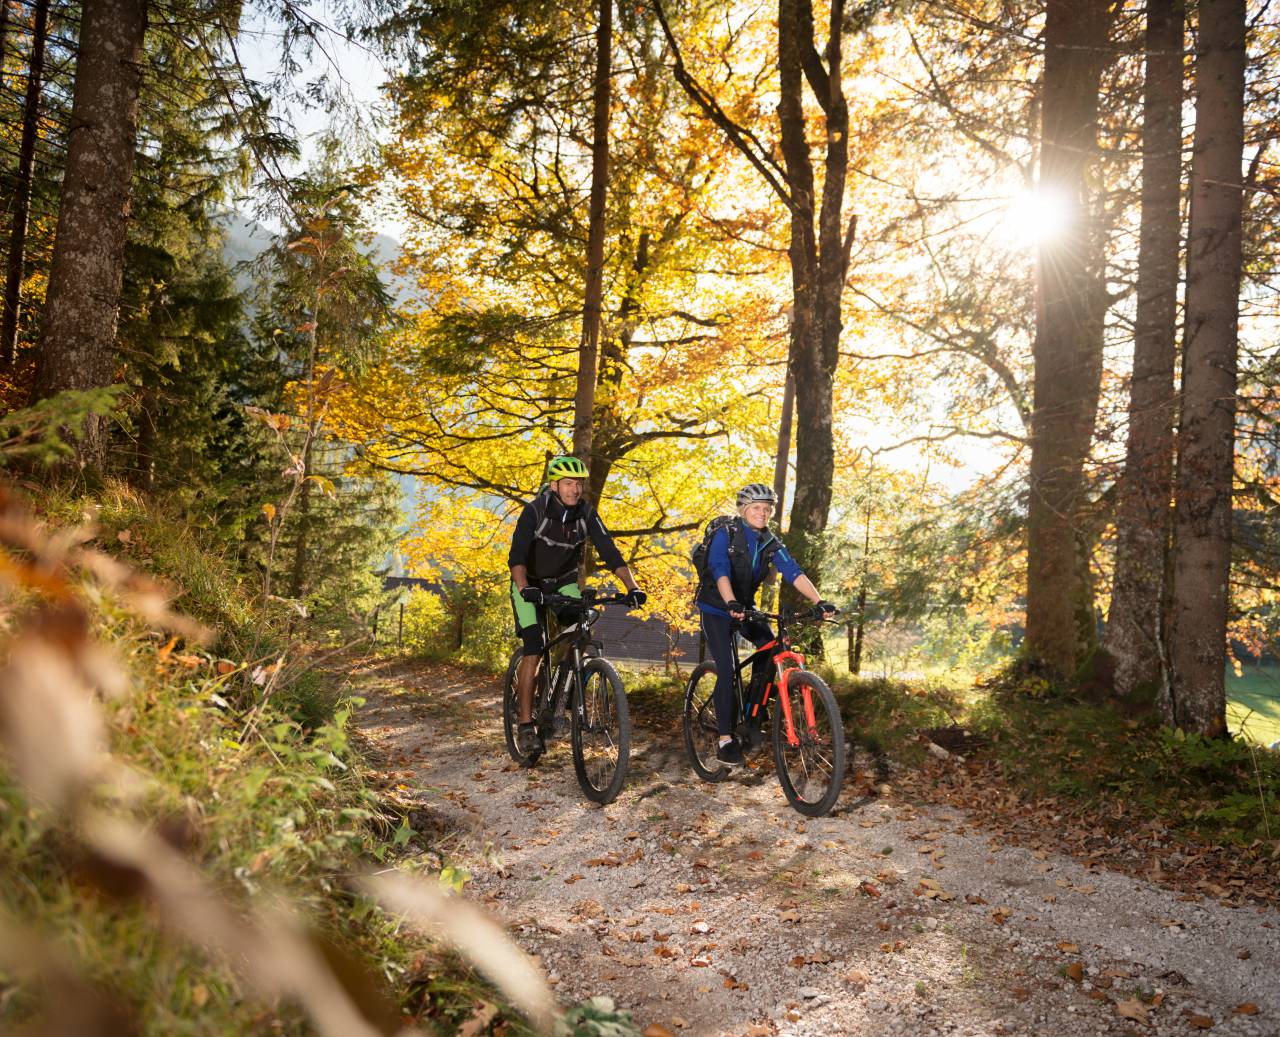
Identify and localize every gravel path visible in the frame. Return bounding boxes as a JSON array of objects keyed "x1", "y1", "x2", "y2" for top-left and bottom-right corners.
[{"x1": 354, "y1": 659, "x2": 1279, "y2": 1037}]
